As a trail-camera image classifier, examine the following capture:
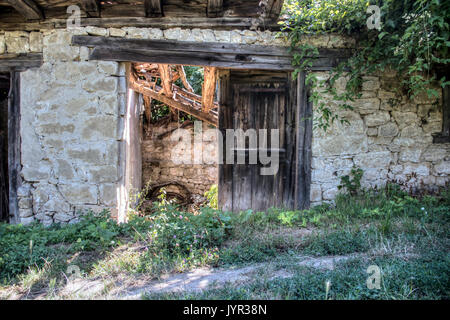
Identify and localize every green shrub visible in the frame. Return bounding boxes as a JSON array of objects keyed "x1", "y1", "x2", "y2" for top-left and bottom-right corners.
[{"x1": 204, "y1": 184, "x2": 218, "y2": 209}]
